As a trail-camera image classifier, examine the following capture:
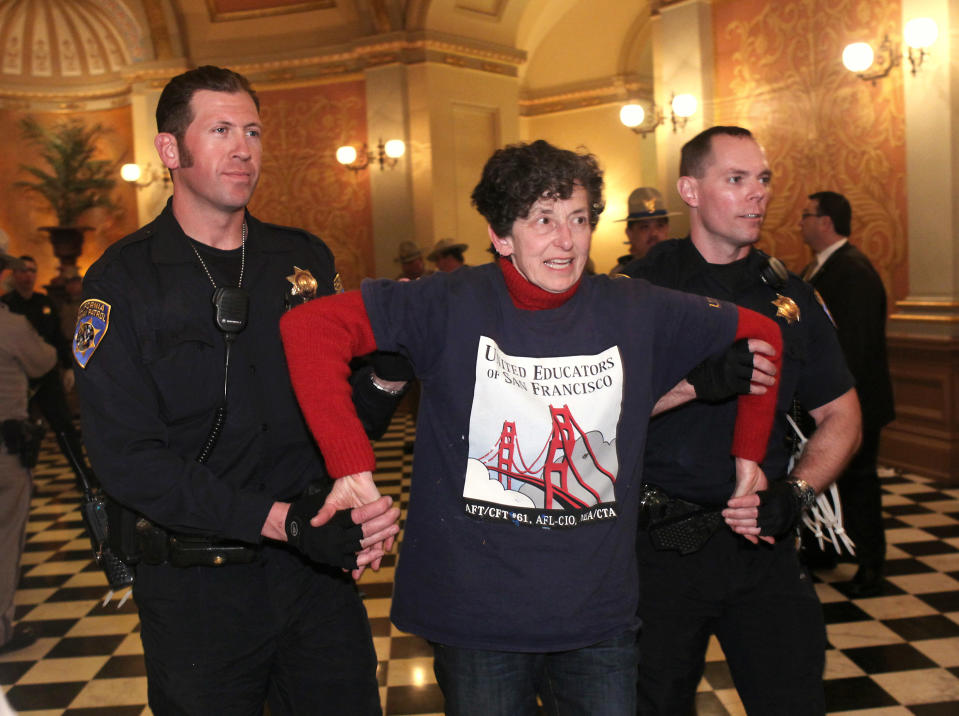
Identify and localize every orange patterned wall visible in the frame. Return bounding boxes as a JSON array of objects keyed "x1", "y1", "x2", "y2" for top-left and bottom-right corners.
[
  {"x1": 712, "y1": 0, "x2": 907, "y2": 303},
  {"x1": 0, "y1": 106, "x2": 139, "y2": 289},
  {"x1": 249, "y1": 80, "x2": 373, "y2": 290}
]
